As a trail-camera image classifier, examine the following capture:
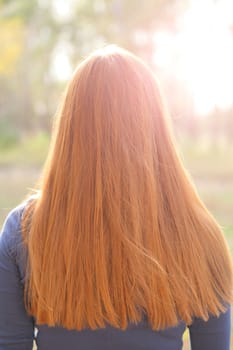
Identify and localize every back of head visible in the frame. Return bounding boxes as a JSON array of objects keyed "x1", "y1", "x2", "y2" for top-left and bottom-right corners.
[{"x1": 22, "y1": 45, "x2": 233, "y2": 330}]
